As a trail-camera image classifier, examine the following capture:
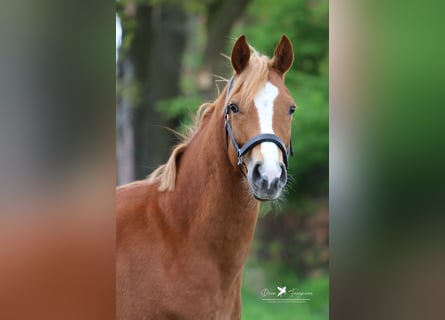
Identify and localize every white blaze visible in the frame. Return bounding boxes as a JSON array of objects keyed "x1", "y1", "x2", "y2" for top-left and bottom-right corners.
[{"x1": 253, "y1": 81, "x2": 281, "y2": 185}]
